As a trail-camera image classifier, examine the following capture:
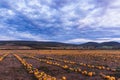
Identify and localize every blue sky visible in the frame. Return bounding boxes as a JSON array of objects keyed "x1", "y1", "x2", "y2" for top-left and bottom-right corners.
[{"x1": 0, "y1": 0, "x2": 120, "y2": 43}]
